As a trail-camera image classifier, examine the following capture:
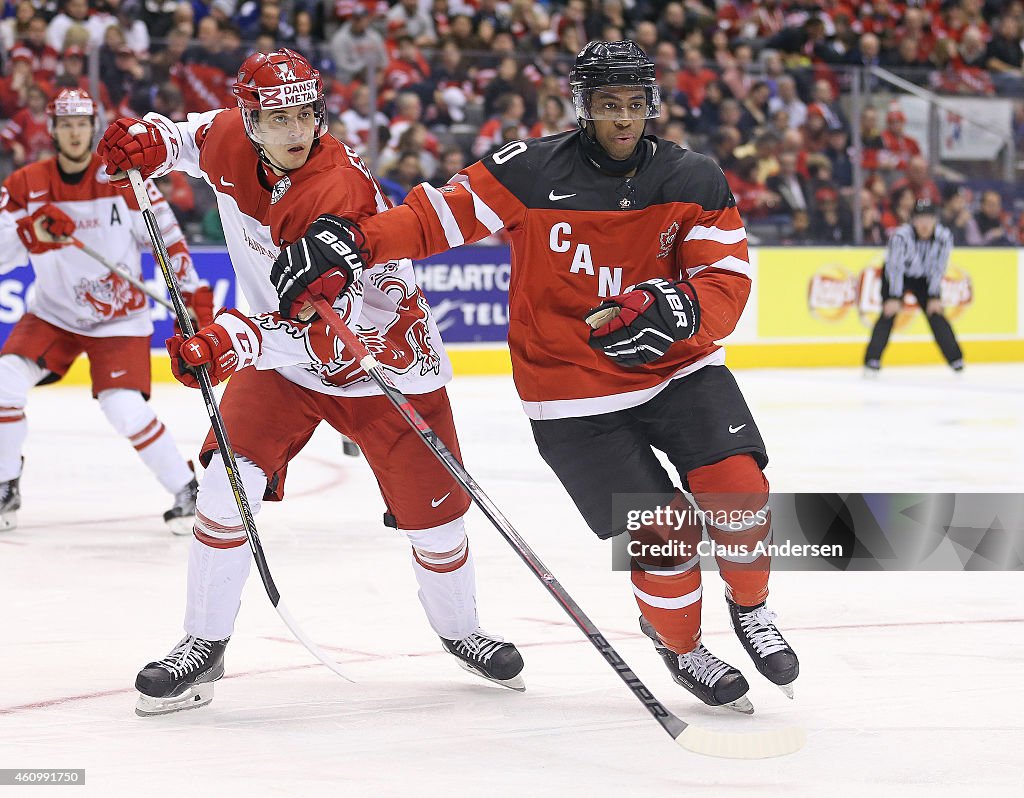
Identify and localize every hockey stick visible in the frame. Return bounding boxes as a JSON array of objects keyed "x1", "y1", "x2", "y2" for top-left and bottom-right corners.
[
  {"x1": 310, "y1": 297, "x2": 805, "y2": 759},
  {"x1": 125, "y1": 169, "x2": 353, "y2": 683},
  {"x1": 70, "y1": 236, "x2": 176, "y2": 312}
]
